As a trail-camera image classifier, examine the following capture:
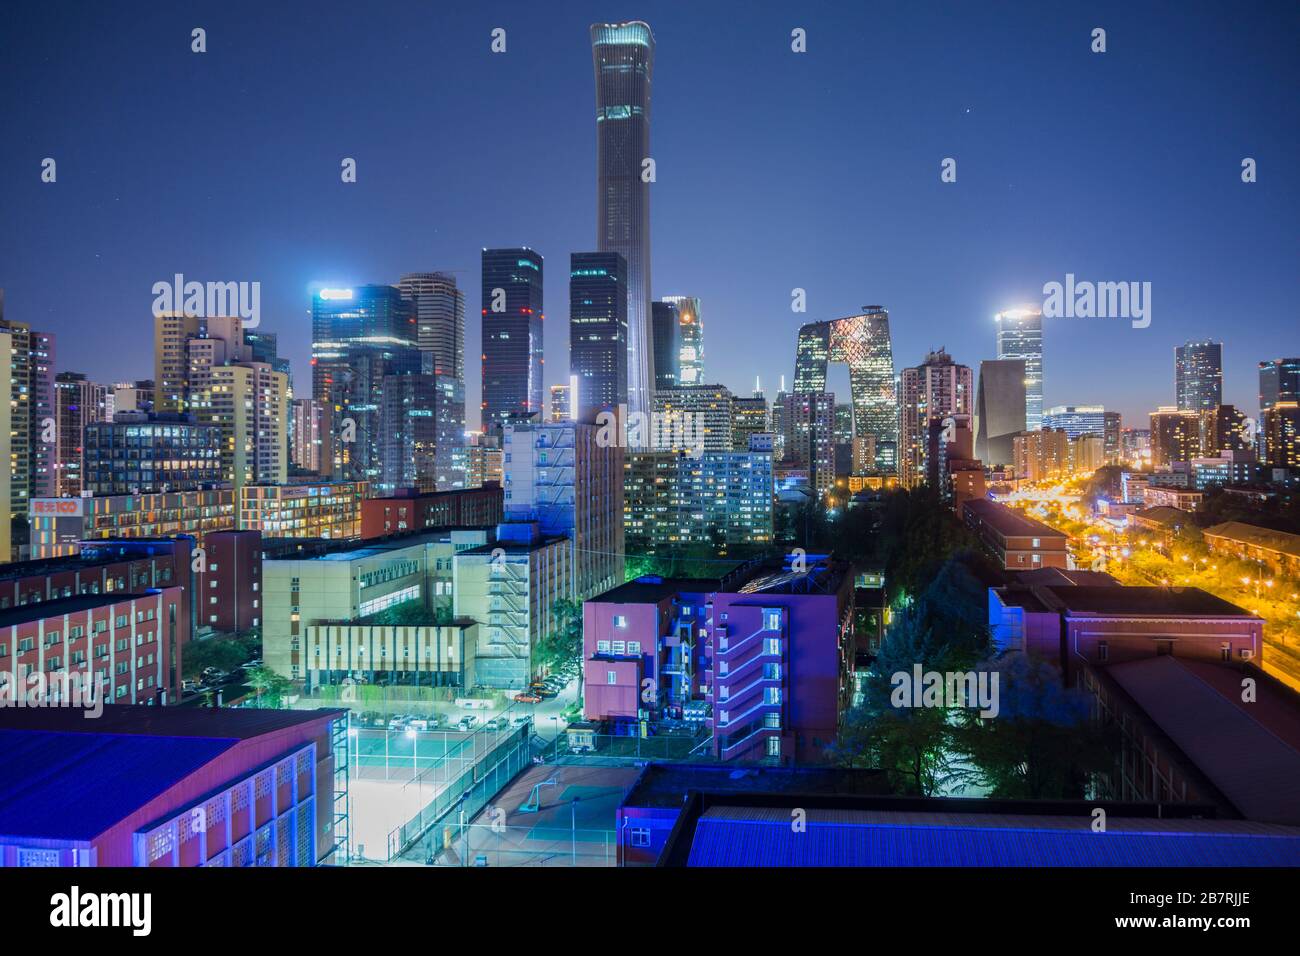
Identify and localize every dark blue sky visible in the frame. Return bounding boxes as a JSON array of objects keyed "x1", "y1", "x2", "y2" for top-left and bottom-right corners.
[{"x1": 3, "y1": 0, "x2": 1296, "y2": 427}]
